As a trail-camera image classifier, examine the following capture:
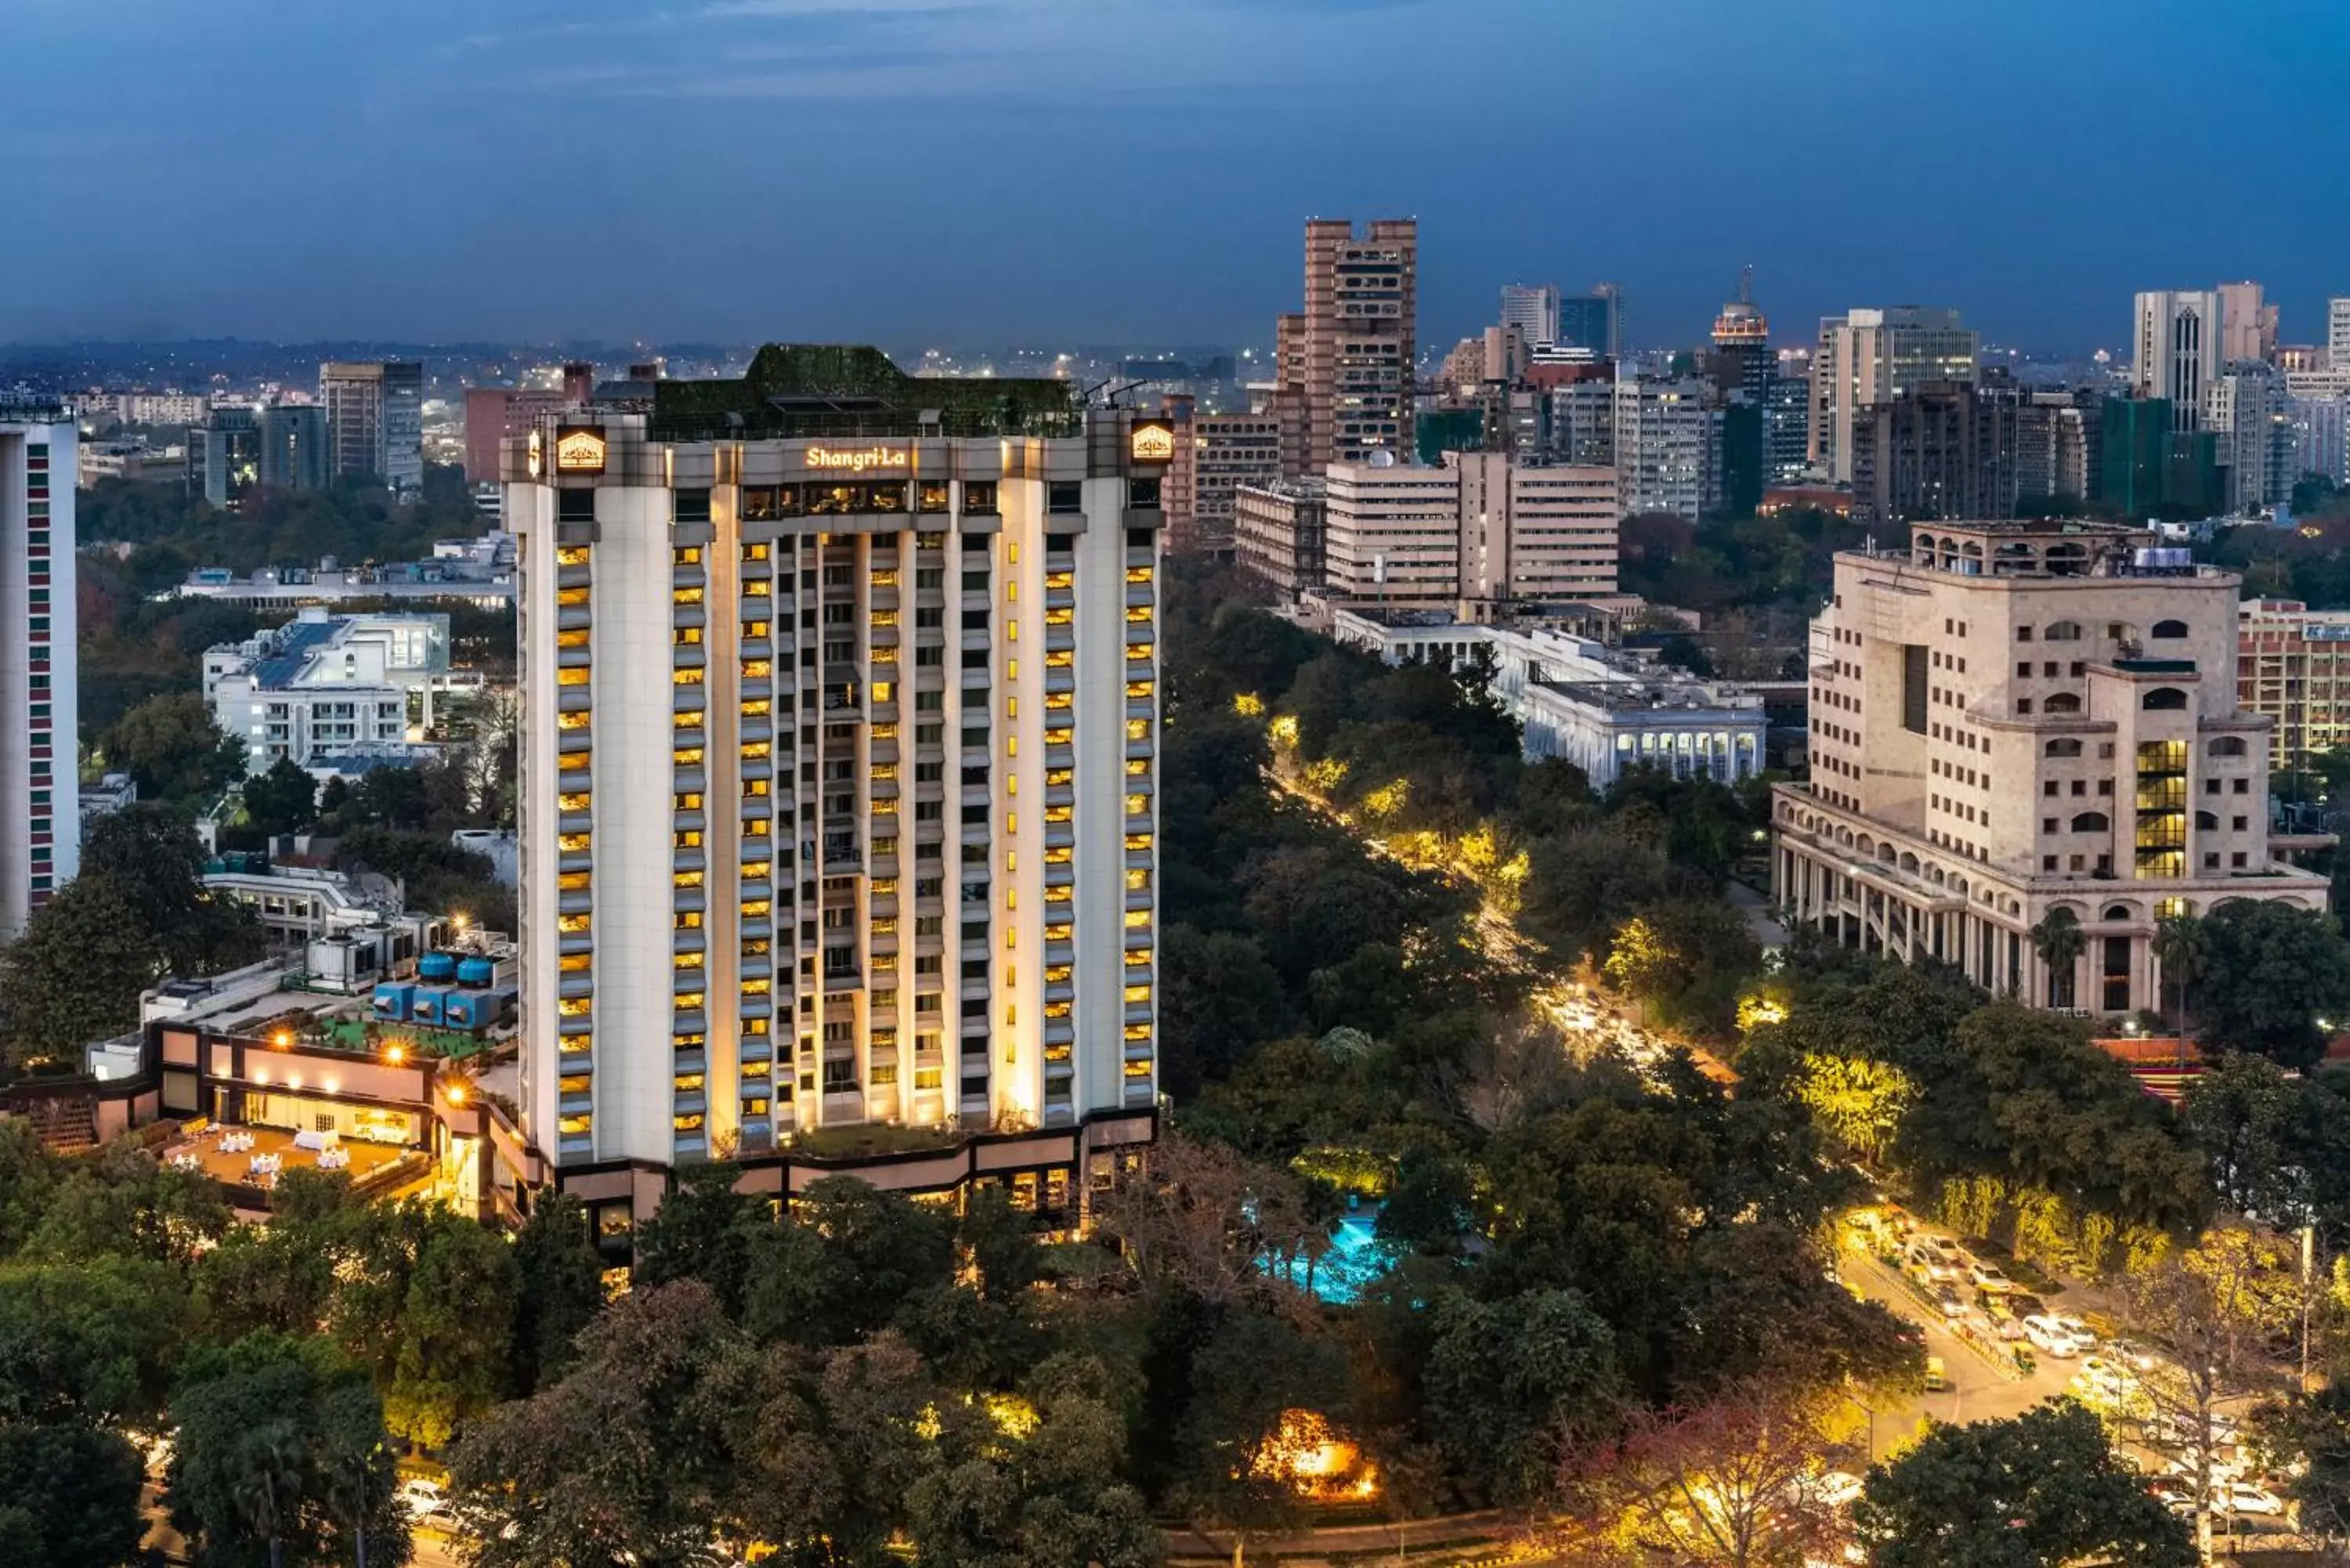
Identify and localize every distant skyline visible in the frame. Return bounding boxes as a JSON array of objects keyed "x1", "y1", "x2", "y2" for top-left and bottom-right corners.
[{"x1": 9, "y1": 0, "x2": 2350, "y2": 356}]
